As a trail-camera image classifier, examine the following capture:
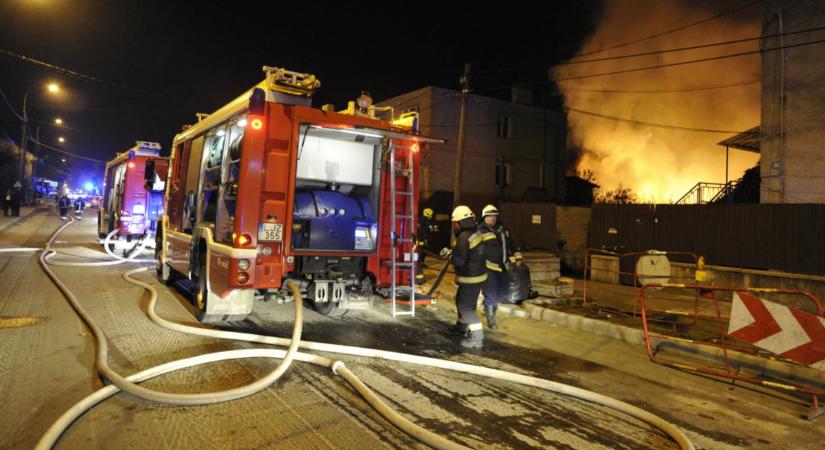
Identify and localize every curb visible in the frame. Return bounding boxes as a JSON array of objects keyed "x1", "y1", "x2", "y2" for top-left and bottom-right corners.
[{"x1": 497, "y1": 302, "x2": 825, "y2": 390}]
